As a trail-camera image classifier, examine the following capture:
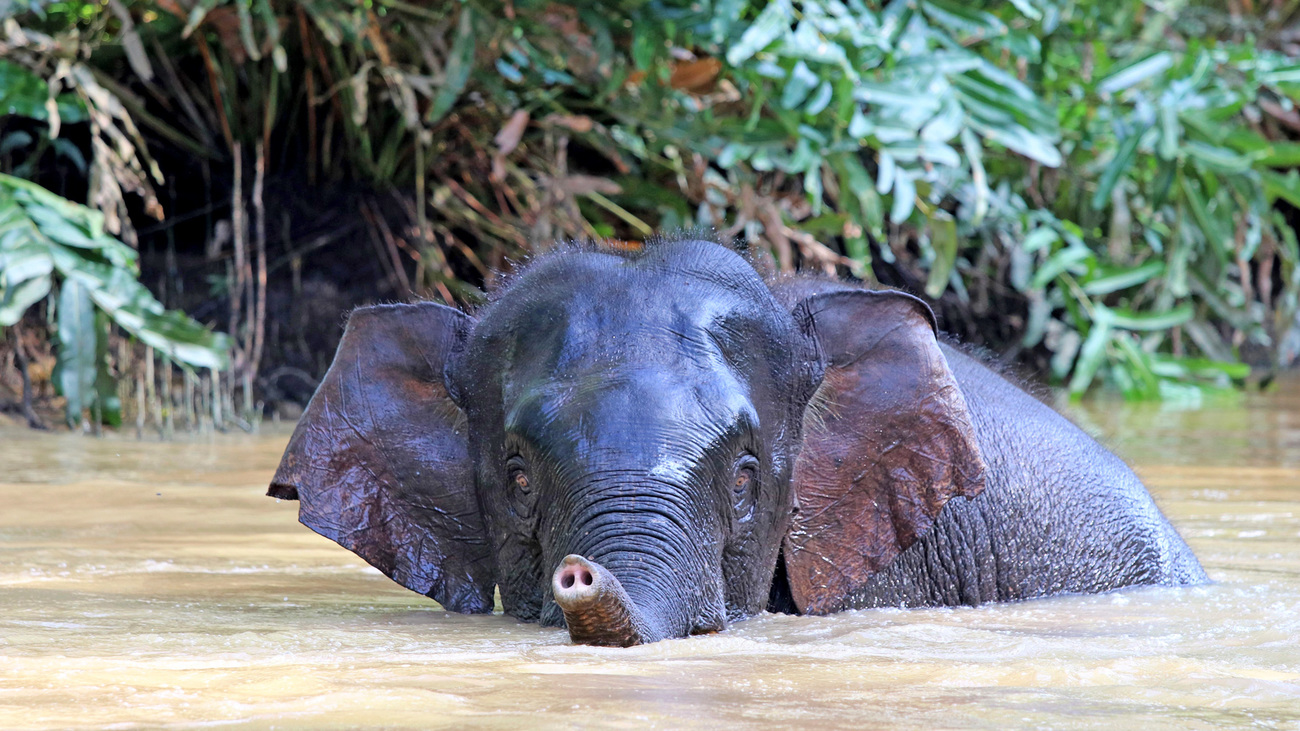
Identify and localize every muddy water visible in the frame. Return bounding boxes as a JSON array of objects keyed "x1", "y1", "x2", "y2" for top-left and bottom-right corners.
[{"x1": 1, "y1": 383, "x2": 1298, "y2": 730}]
